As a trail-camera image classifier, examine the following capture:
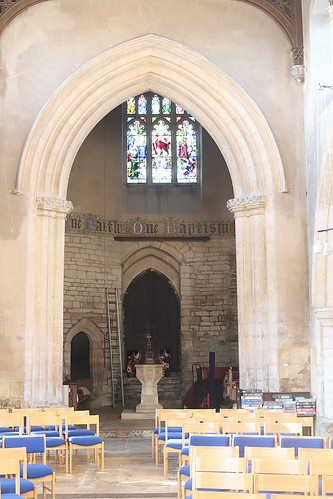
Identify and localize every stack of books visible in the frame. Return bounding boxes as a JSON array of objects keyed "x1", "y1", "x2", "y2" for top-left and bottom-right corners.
[
  {"x1": 296, "y1": 398, "x2": 316, "y2": 415},
  {"x1": 241, "y1": 389, "x2": 263, "y2": 409}
]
